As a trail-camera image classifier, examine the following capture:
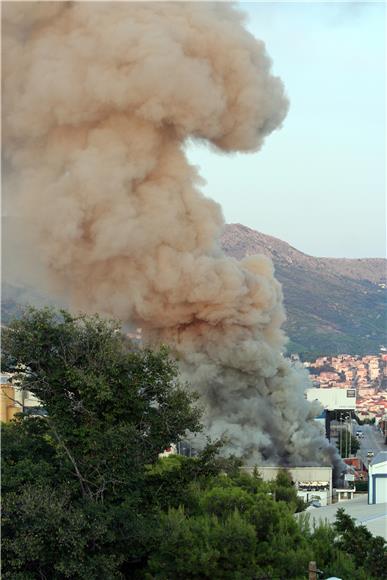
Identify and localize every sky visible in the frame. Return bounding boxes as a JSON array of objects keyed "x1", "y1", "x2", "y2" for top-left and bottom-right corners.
[{"x1": 186, "y1": 1, "x2": 386, "y2": 258}]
